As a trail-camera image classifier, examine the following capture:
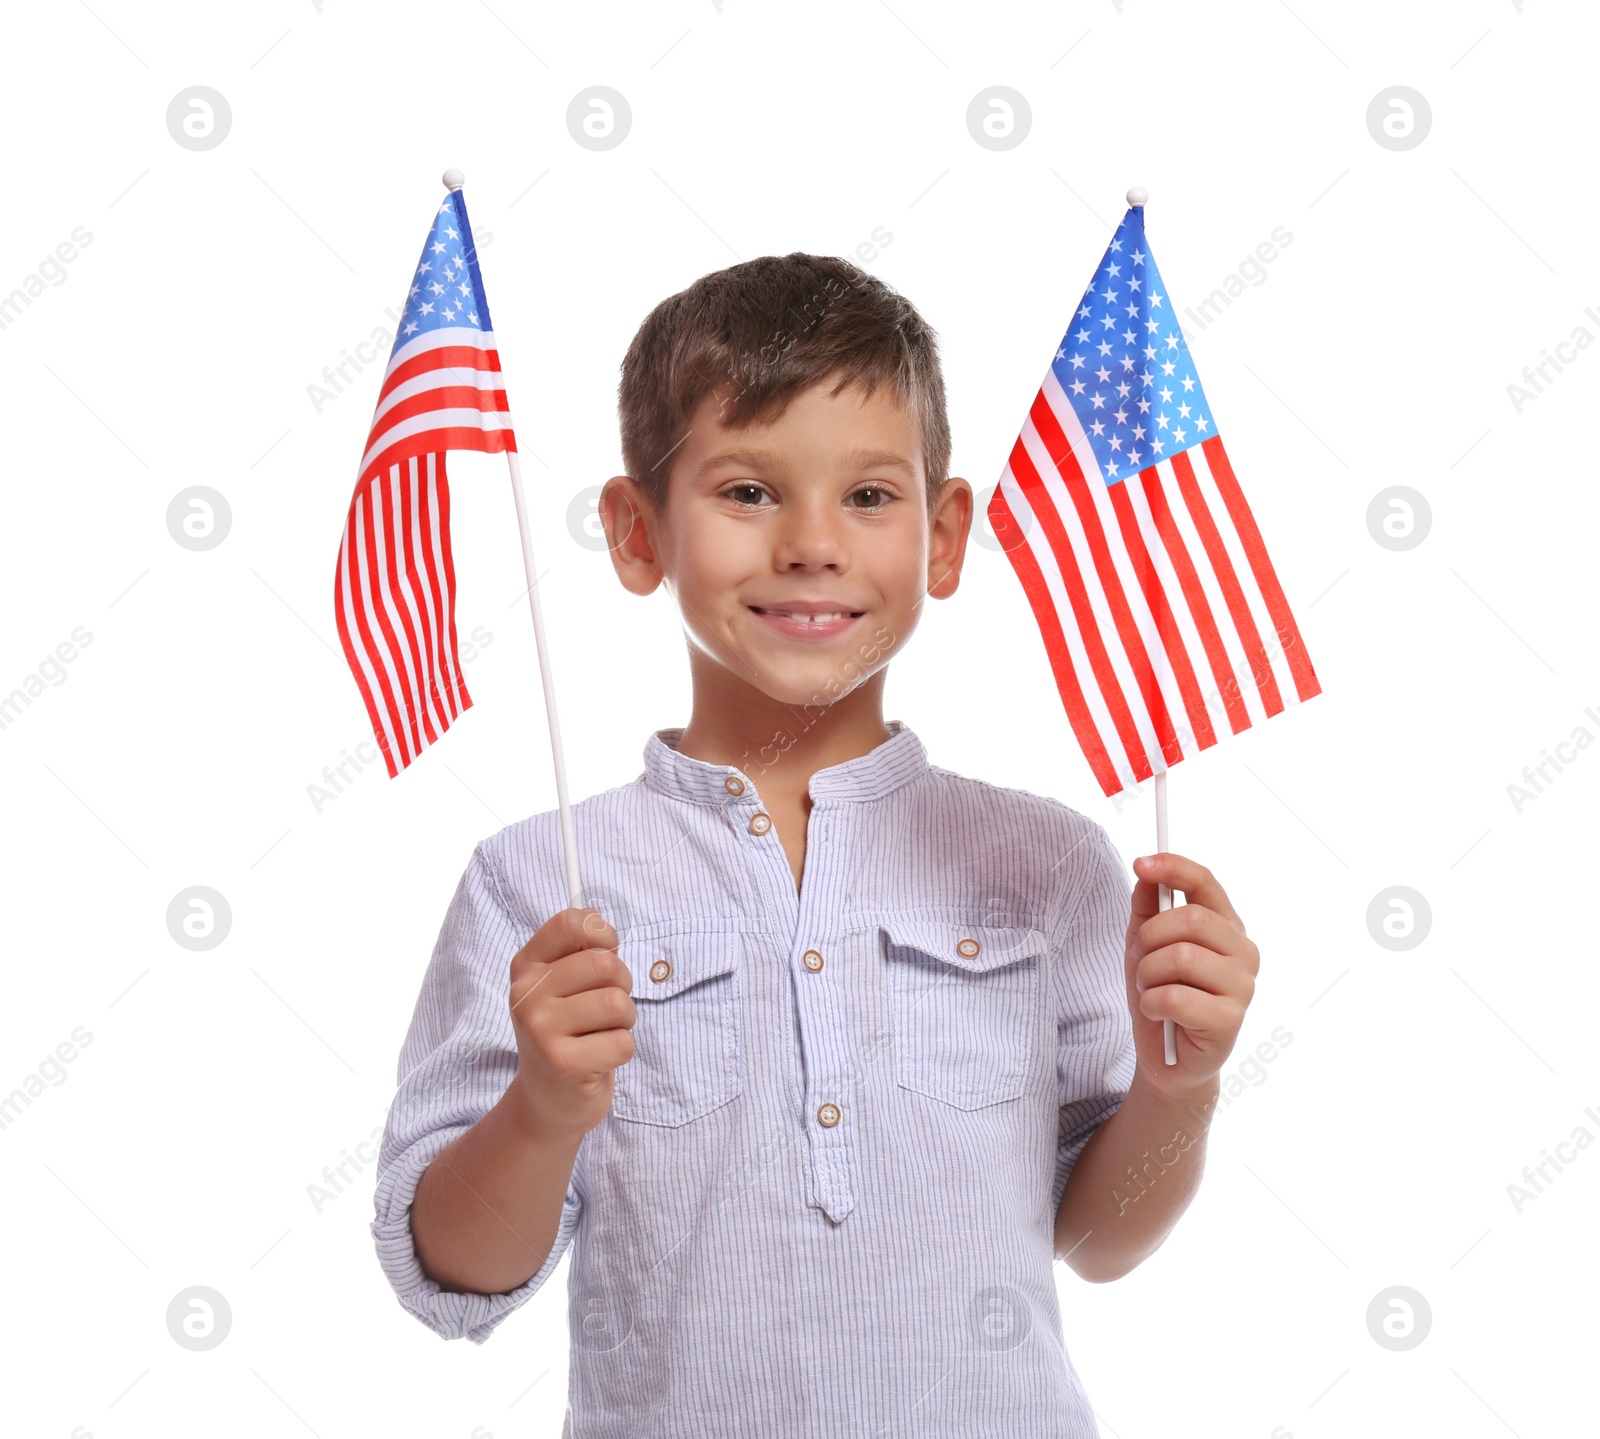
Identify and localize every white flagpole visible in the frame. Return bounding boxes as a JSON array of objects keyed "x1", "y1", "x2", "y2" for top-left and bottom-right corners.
[
  {"x1": 444, "y1": 169, "x2": 583, "y2": 911},
  {"x1": 1153, "y1": 769, "x2": 1177, "y2": 1065}
]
